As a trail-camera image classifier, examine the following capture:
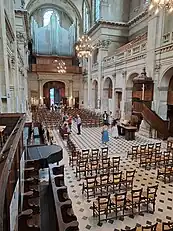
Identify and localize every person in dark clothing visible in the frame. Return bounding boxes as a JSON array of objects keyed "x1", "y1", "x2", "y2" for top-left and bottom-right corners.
[{"x1": 103, "y1": 111, "x2": 109, "y2": 125}]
